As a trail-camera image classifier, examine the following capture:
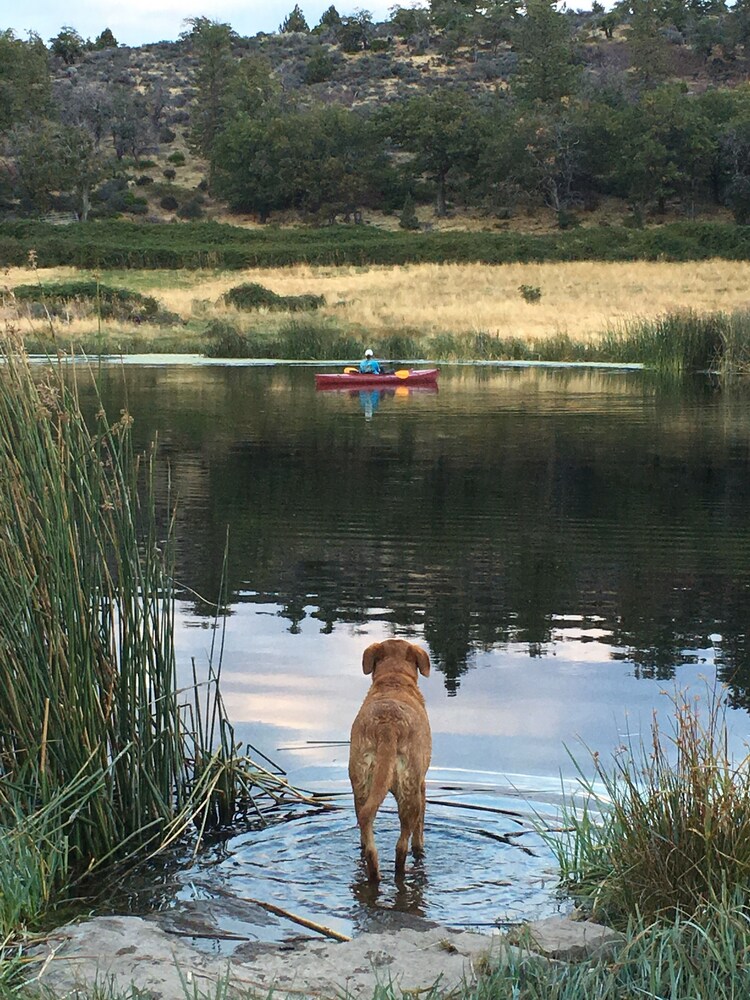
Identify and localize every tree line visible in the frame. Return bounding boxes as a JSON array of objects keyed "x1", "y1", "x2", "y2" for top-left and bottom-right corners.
[
  {"x1": 2, "y1": 0, "x2": 750, "y2": 226},
  {"x1": 192, "y1": 4, "x2": 750, "y2": 227}
]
